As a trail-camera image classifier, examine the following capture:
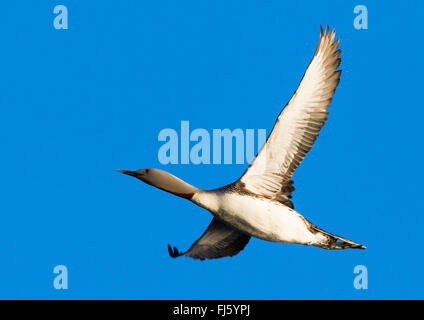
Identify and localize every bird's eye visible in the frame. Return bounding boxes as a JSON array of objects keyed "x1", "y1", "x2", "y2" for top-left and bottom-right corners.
[{"x1": 145, "y1": 169, "x2": 149, "y2": 173}]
